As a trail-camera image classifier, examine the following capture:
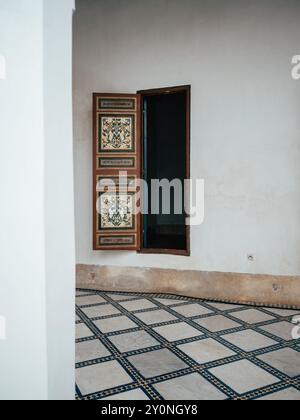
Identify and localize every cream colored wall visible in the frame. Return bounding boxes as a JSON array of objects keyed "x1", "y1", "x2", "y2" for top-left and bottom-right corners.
[{"x1": 73, "y1": 0, "x2": 300, "y2": 276}]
